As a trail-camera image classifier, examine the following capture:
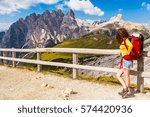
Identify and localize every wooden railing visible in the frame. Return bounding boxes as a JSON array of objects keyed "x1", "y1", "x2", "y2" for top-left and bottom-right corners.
[{"x1": 0, "y1": 48, "x2": 150, "y2": 93}]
